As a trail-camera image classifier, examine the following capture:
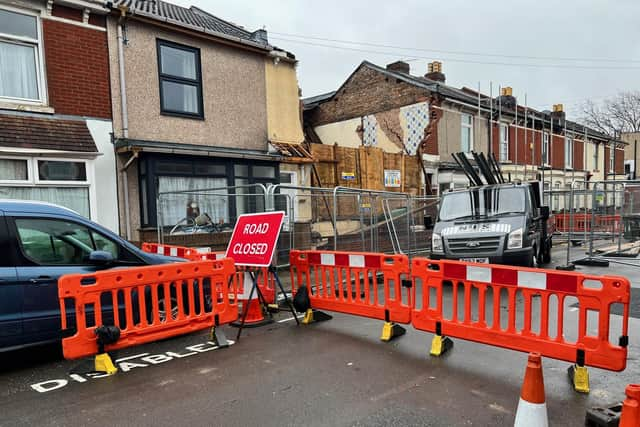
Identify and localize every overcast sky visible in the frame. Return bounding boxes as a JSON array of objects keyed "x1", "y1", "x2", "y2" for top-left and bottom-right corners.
[{"x1": 173, "y1": 0, "x2": 640, "y2": 118}]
